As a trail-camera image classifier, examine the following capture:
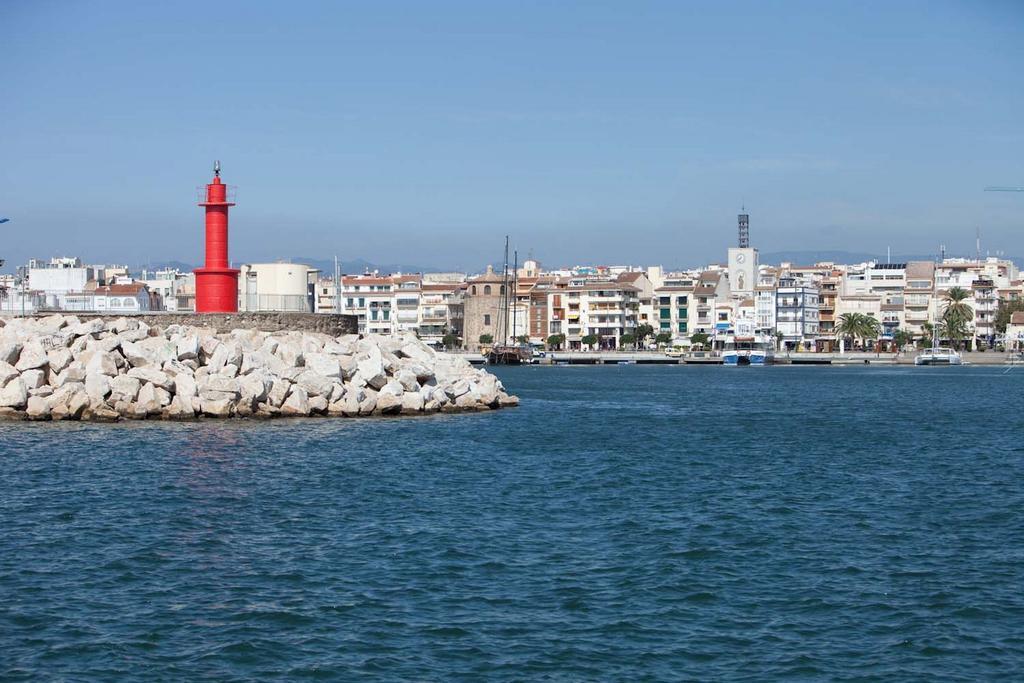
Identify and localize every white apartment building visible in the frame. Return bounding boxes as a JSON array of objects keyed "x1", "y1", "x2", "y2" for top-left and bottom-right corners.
[
  {"x1": 340, "y1": 275, "x2": 396, "y2": 335},
  {"x1": 392, "y1": 275, "x2": 422, "y2": 336},
  {"x1": 775, "y1": 277, "x2": 820, "y2": 350},
  {"x1": 547, "y1": 280, "x2": 639, "y2": 350}
]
